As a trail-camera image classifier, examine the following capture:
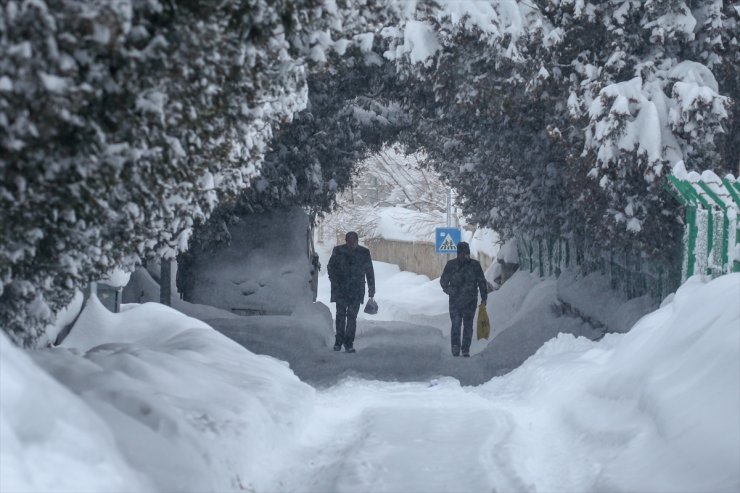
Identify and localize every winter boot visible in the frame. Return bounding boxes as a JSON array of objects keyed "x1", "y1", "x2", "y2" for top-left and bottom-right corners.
[
  {"x1": 344, "y1": 344, "x2": 356, "y2": 354},
  {"x1": 451, "y1": 345, "x2": 460, "y2": 357}
]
